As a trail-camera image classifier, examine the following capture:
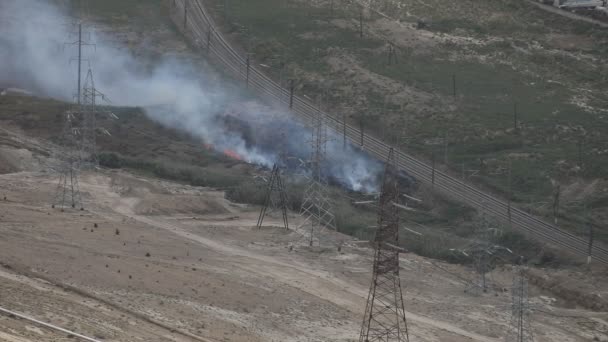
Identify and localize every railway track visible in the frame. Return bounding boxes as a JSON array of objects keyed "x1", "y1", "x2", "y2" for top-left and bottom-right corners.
[
  {"x1": 0, "y1": 306, "x2": 103, "y2": 342},
  {"x1": 170, "y1": 0, "x2": 608, "y2": 265}
]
